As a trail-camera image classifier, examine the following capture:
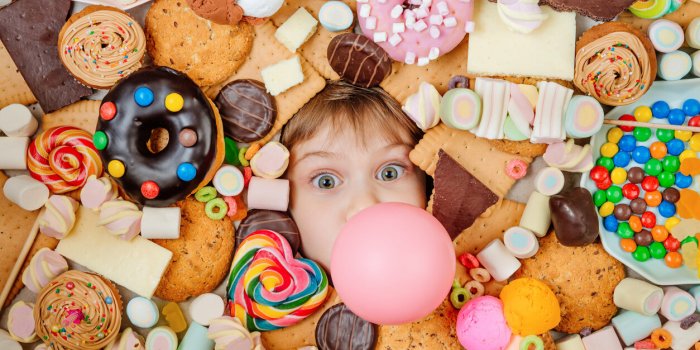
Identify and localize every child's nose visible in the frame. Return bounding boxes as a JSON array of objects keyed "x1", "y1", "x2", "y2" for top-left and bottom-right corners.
[{"x1": 345, "y1": 189, "x2": 380, "y2": 222}]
